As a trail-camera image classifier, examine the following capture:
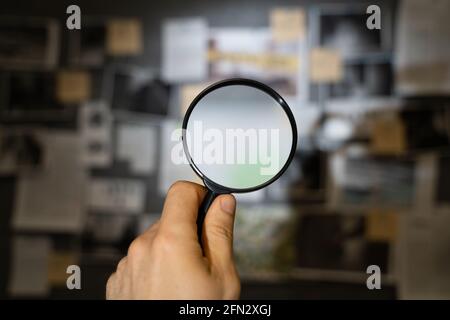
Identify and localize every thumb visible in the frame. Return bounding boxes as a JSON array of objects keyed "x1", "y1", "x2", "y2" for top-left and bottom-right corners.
[{"x1": 202, "y1": 194, "x2": 236, "y2": 273}]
